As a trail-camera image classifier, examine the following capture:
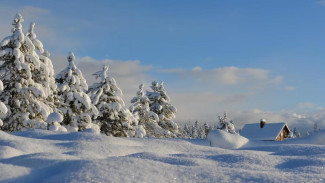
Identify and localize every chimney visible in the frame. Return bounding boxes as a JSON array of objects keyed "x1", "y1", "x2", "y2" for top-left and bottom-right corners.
[{"x1": 260, "y1": 119, "x2": 266, "y2": 128}]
